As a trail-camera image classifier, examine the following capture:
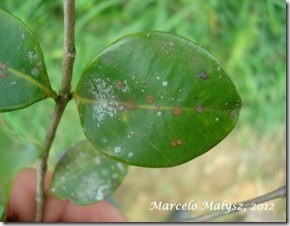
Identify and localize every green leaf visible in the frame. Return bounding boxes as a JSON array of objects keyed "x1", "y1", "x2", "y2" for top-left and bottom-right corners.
[
  {"x1": 0, "y1": 9, "x2": 56, "y2": 112},
  {"x1": 0, "y1": 123, "x2": 40, "y2": 217},
  {"x1": 75, "y1": 31, "x2": 242, "y2": 167},
  {"x1": 0, "y1": 204, "x2": 5, "y2": 221},
  {"x1": 50, "y1": 140, "x2": 128, "y2": 205}
]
